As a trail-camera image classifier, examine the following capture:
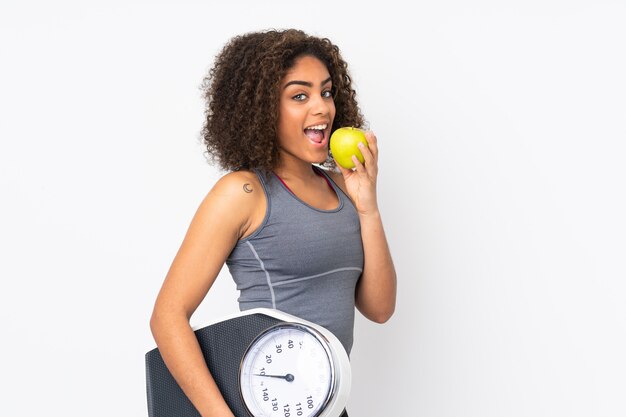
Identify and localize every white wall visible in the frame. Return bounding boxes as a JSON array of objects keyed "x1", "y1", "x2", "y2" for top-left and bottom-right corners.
[{"x1": 1, "y1": 1, "x2": 624, "y2": 416}]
